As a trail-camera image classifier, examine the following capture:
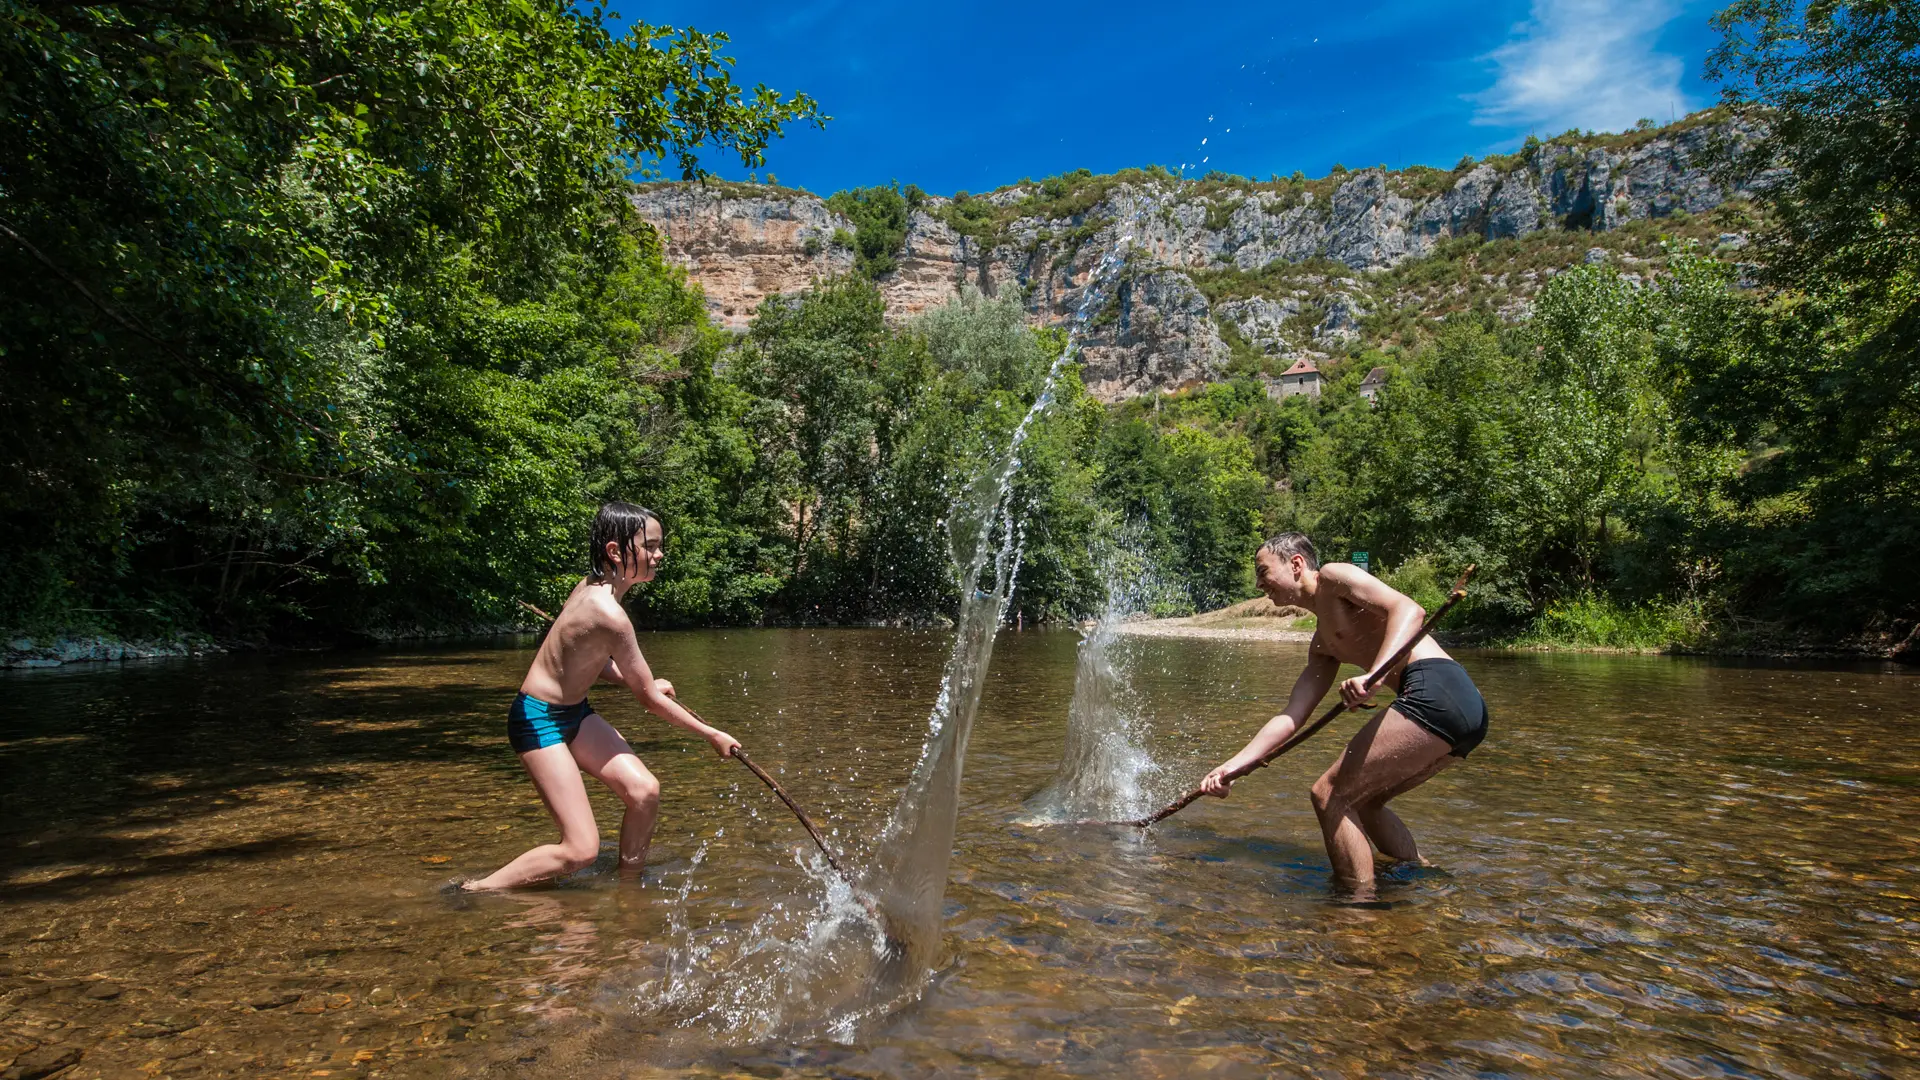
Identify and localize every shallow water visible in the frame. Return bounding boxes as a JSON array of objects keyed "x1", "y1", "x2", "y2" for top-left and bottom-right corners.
[{"x1": 2, "y1": 632, "x2": 1916, "y2": 1079}]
